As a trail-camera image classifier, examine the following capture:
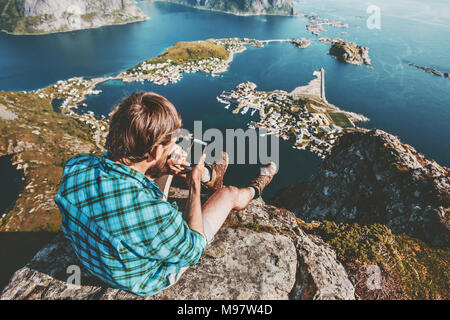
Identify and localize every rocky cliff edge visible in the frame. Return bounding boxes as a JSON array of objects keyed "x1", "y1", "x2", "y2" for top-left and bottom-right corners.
[
  {"x1": 273, "y1": 128, "x2": 449, "y2": 247},
  {"x1": 0, "y1": 193, "x2": 355, "y2": 300}
]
